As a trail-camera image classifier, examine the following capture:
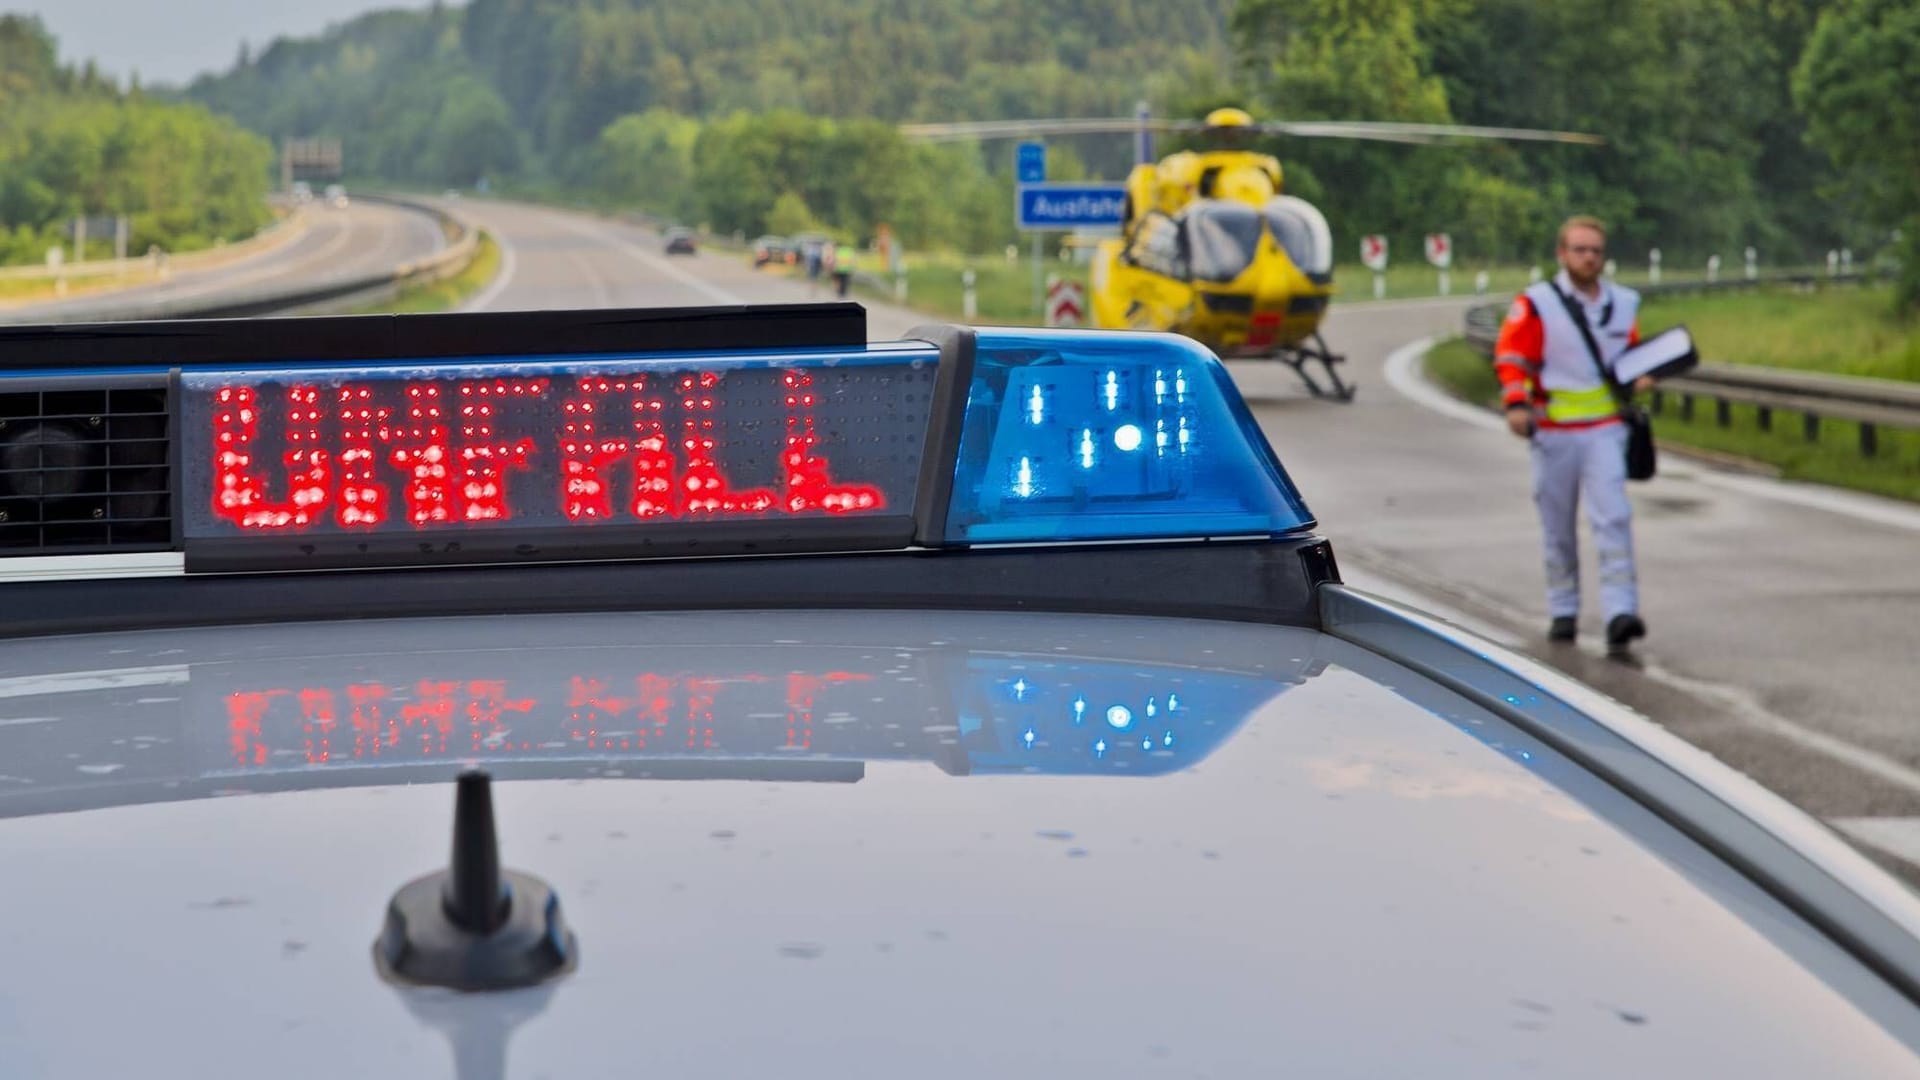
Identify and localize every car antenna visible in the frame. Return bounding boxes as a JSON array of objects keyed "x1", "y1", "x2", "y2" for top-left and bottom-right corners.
[{"x1": 374, "y1": 768, "x2": 578, "y2": 990}]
